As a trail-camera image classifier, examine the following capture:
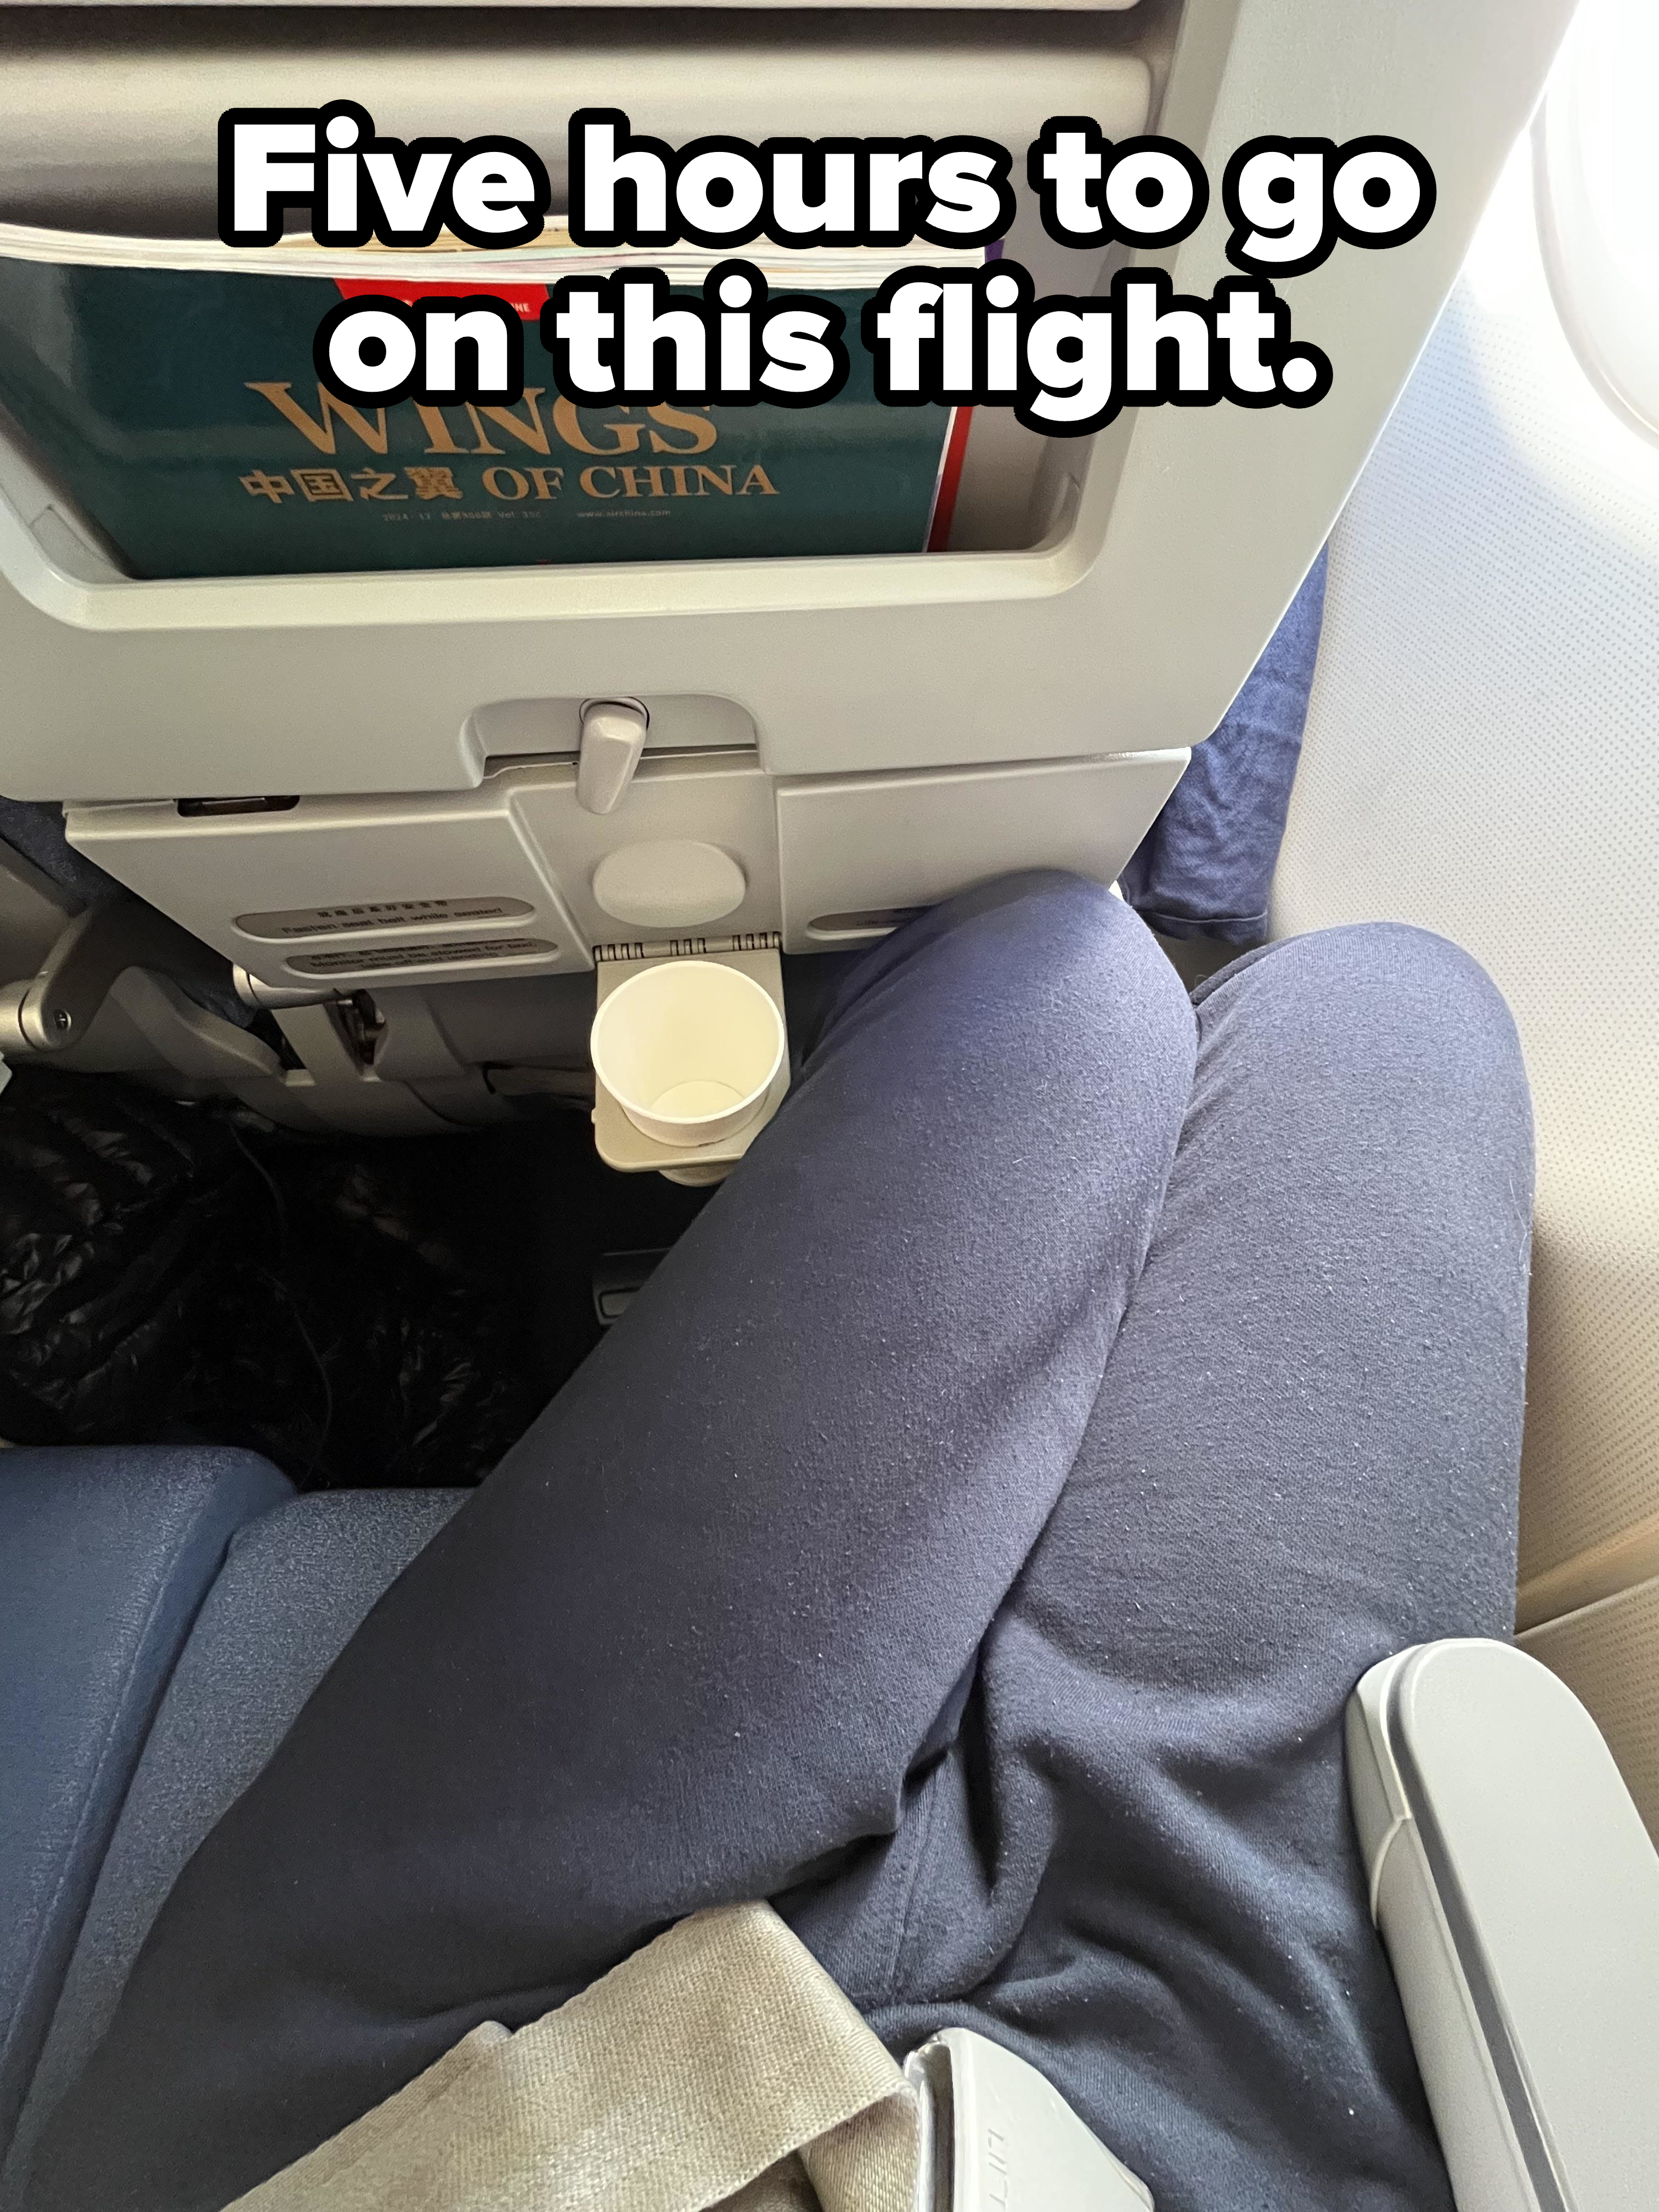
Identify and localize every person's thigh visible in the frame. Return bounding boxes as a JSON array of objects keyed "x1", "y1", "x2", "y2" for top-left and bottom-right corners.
[
  {"x1": 29, "y1": 874, "x2": 1200, "y2": 2212},
  {"x1": 868, "y1": 922, "x2": 1533, "y2": 2212}
]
